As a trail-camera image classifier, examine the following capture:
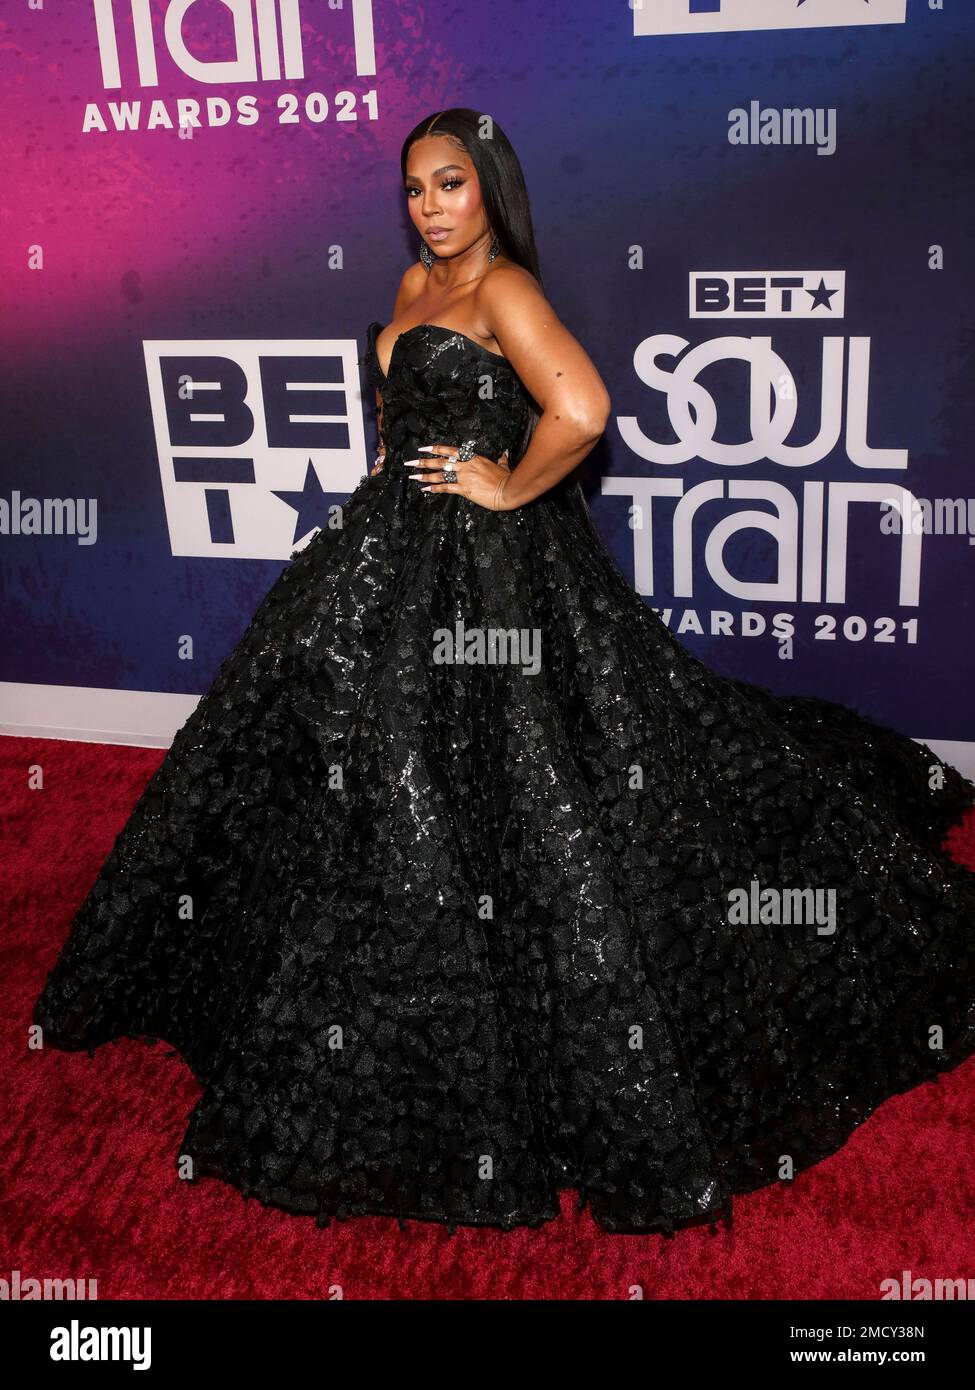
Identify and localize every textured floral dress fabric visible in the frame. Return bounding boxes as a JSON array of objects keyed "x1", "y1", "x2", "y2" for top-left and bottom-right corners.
[{"x1": 32, "y1": 320, "x2": 975, "y2": 1235}]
